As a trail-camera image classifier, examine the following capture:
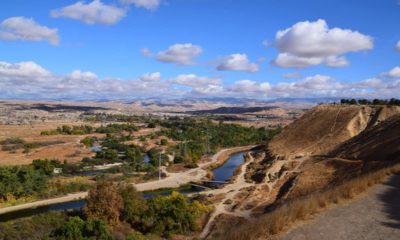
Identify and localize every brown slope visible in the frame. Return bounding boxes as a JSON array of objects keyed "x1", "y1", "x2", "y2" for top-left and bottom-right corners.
[
  {"x1": 330, "y1": 114, "x2": 400, "y2": 162},
  {"x1": 268, "y1": 105, "x2": 400, "y2": 158}
]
